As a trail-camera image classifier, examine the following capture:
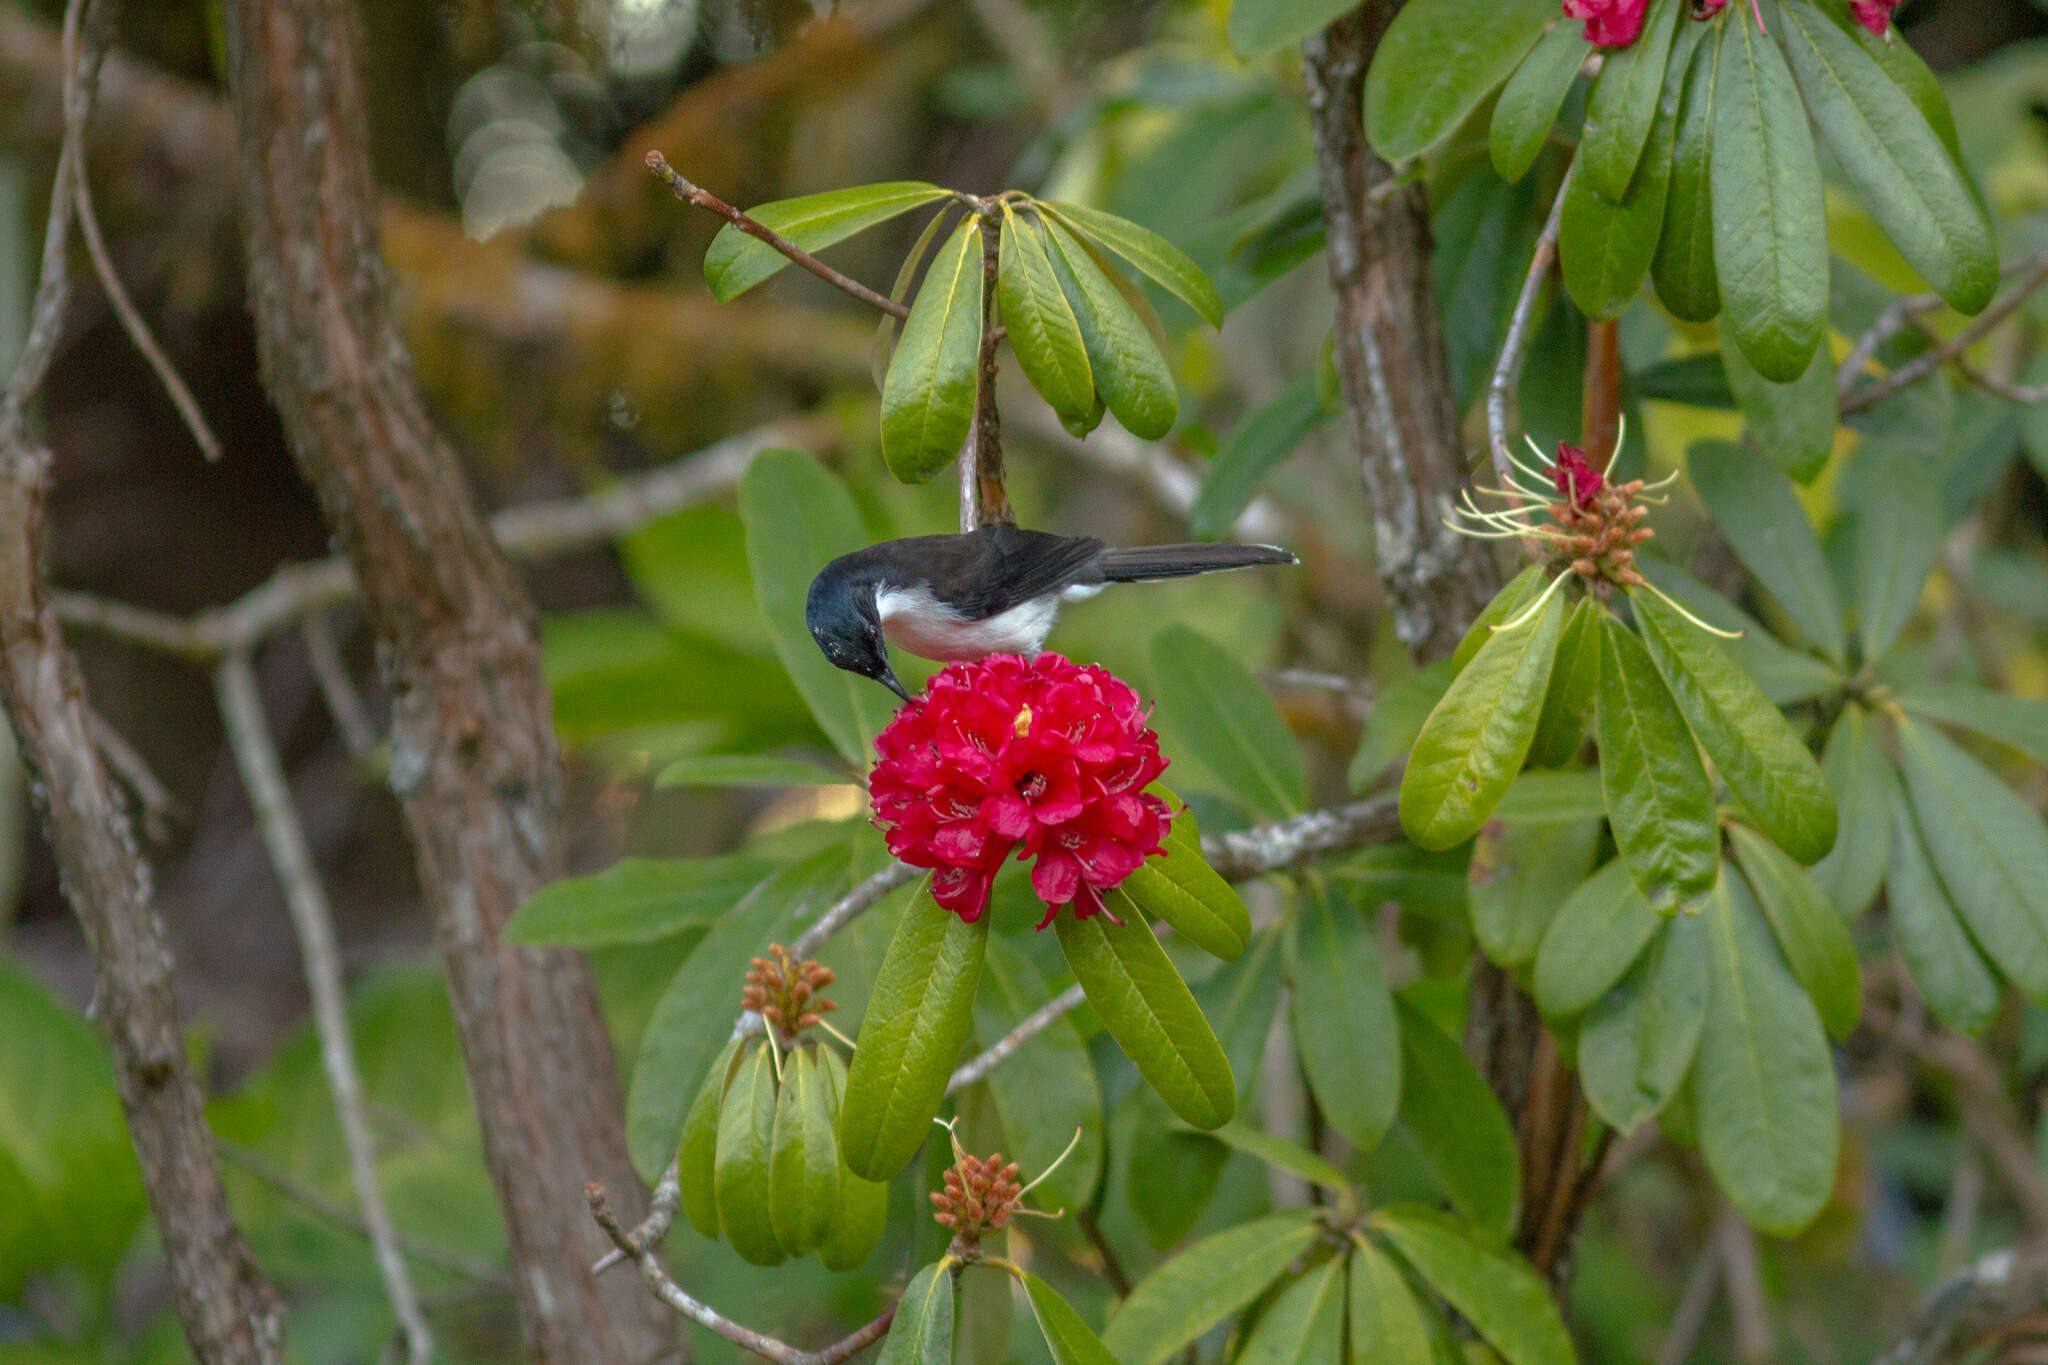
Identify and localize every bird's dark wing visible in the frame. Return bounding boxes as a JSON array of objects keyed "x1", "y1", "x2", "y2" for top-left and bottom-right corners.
[{"x1": 945, "y1": 526, "x2": 1106, "y2": 619}]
